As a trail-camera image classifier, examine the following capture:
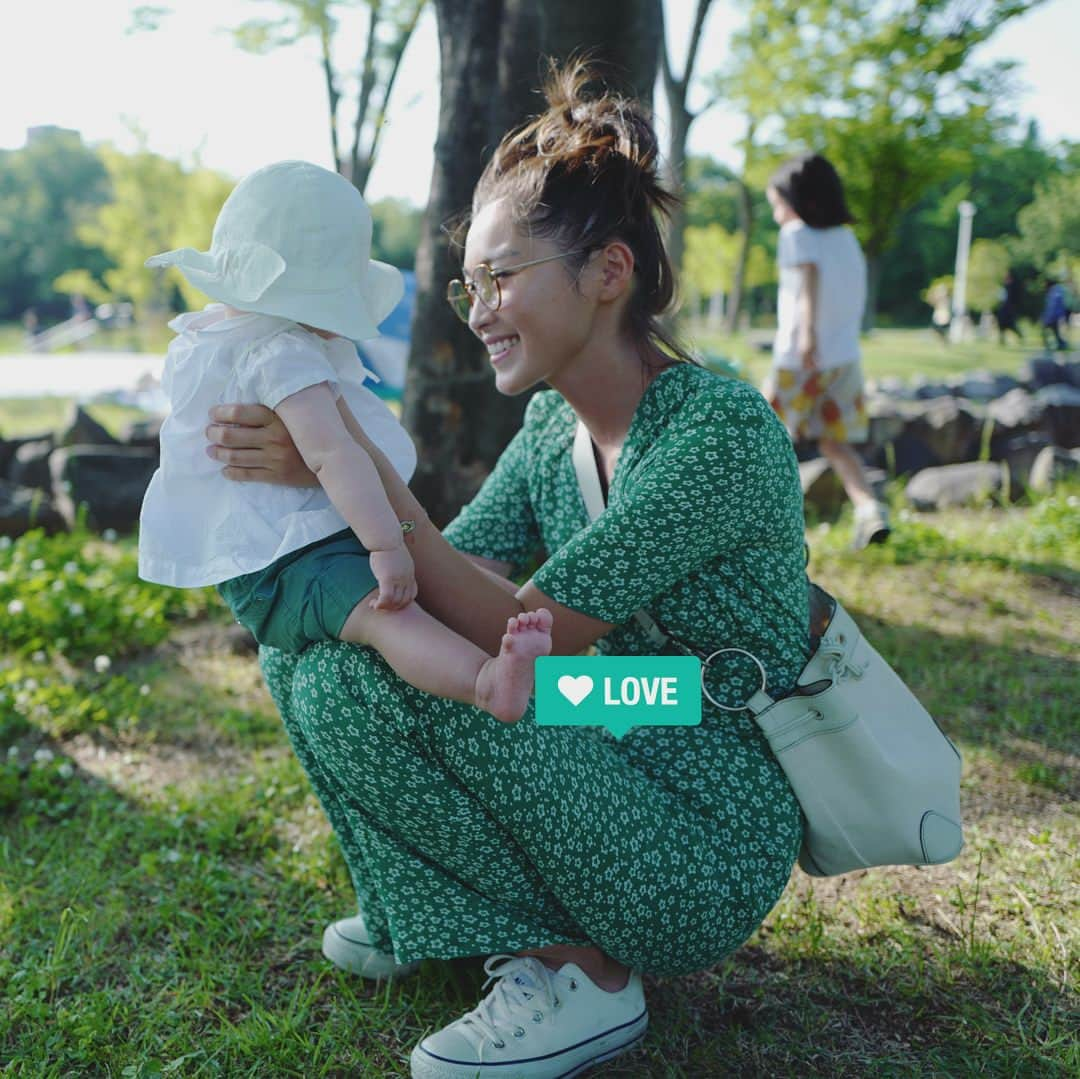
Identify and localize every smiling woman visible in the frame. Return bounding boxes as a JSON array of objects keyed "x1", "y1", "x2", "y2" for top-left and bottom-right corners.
[{"x1": 204, "y1": 57, "x2": 809, "y2": 1079}]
